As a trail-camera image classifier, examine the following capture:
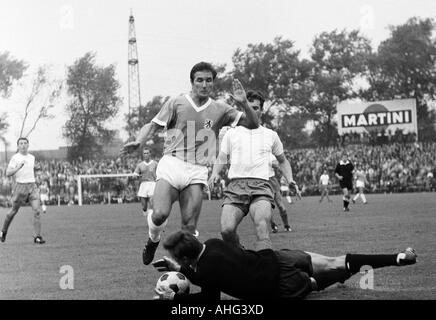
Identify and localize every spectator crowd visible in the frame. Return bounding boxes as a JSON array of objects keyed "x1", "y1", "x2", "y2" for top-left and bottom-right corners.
[{"x1": 0, "y1": 142, "x2": 435, "y2": 207}]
